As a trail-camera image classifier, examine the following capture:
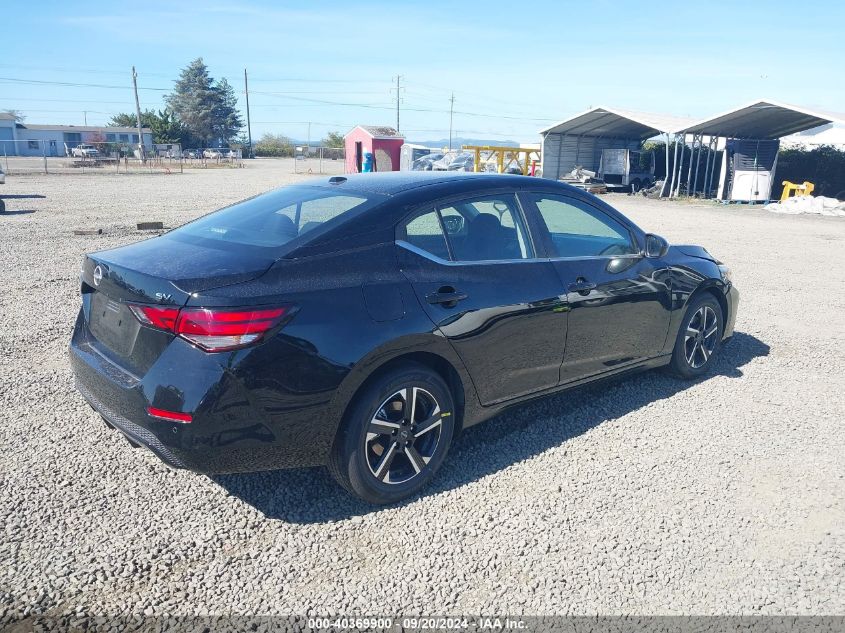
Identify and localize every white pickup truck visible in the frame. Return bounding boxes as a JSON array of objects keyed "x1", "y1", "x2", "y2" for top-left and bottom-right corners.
[{"x1": 69, "y1": 144, "x2": 100, "y2": 158}]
